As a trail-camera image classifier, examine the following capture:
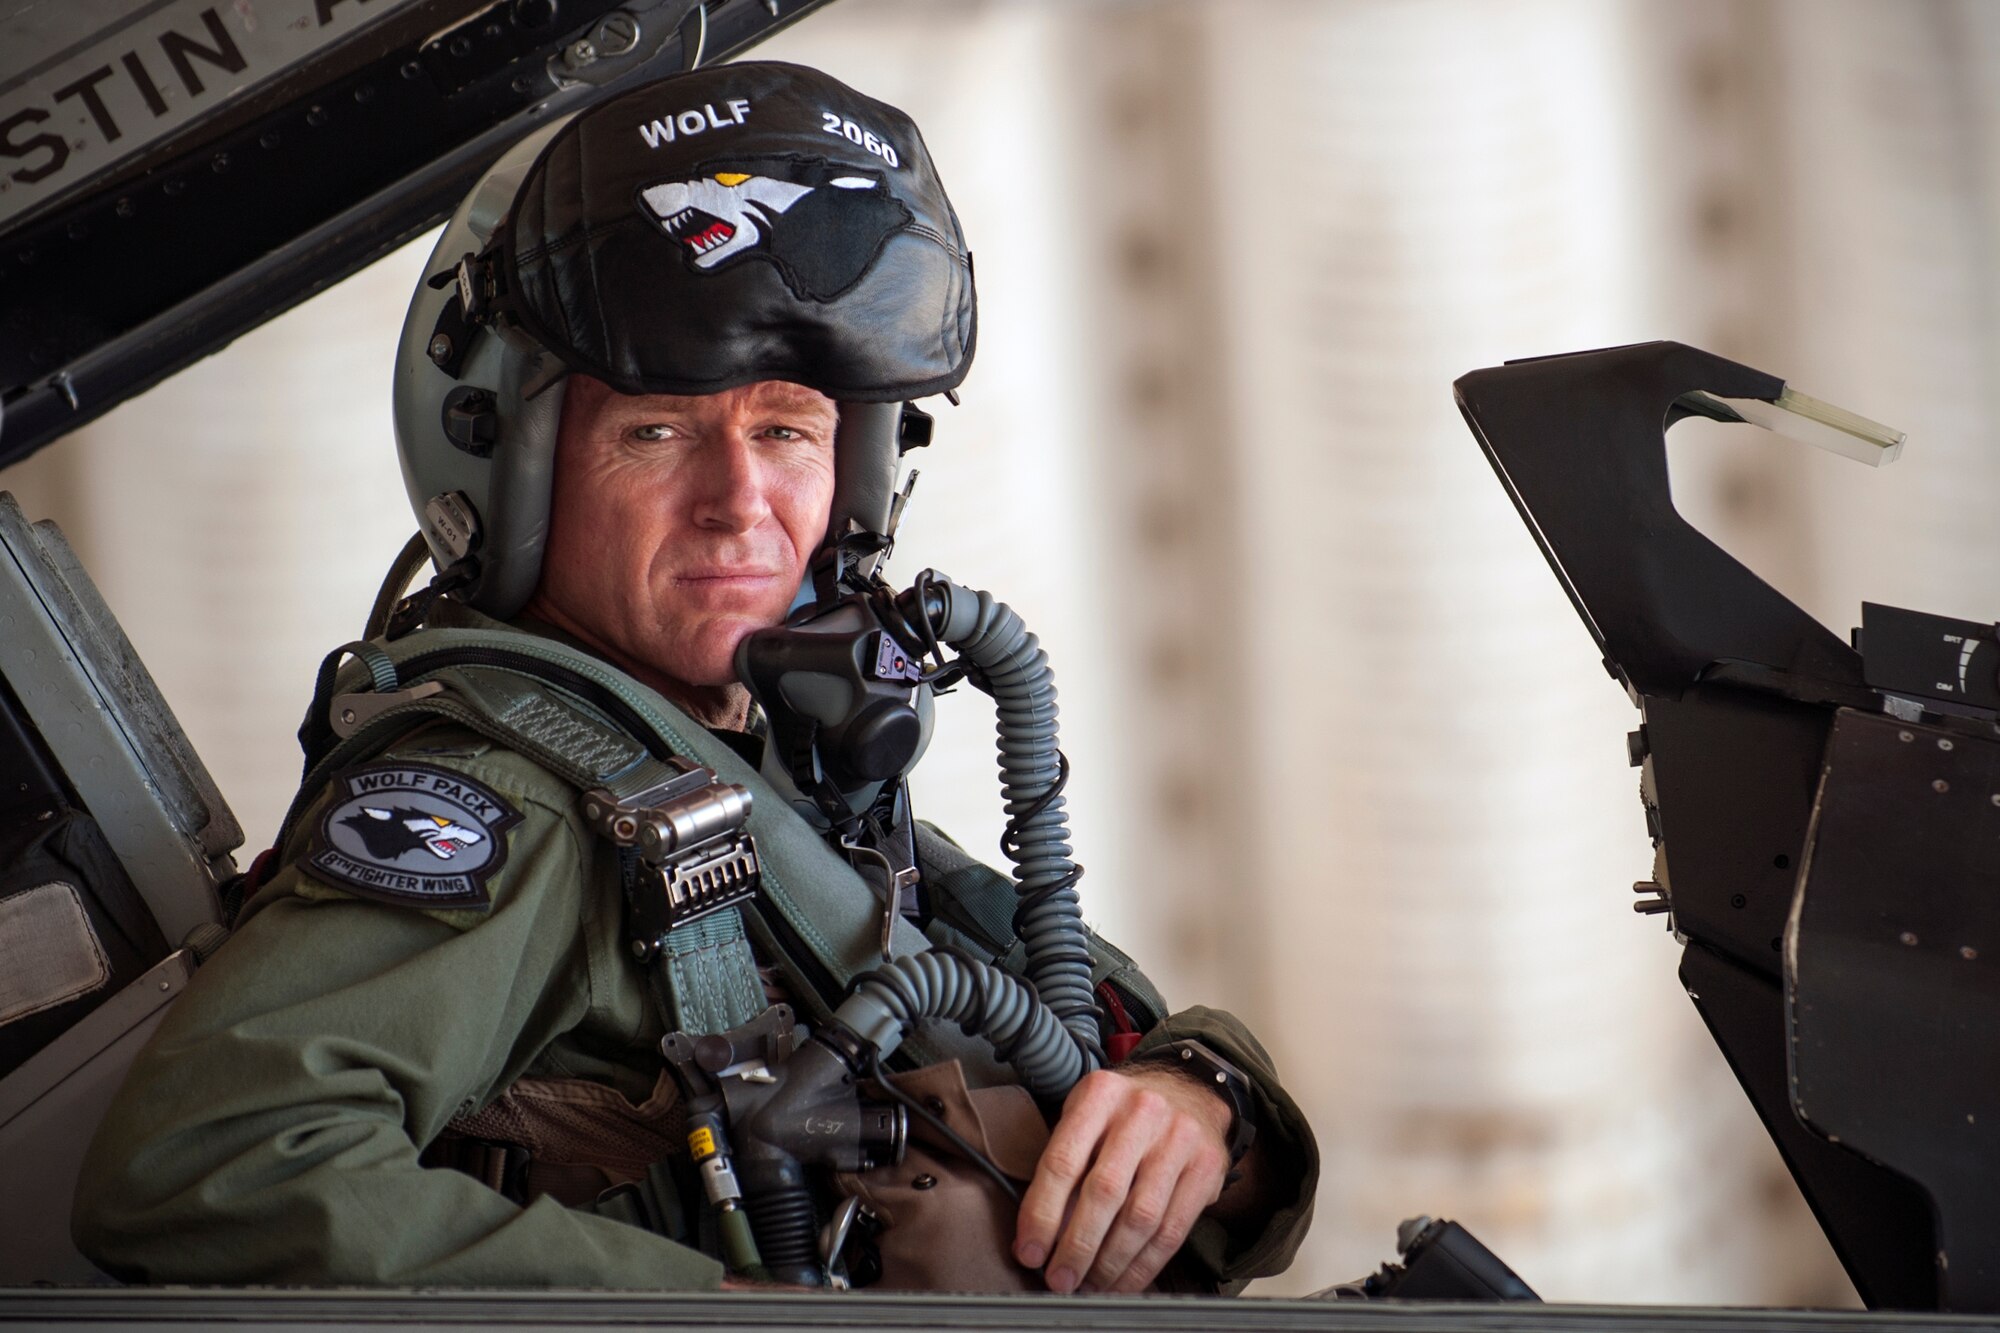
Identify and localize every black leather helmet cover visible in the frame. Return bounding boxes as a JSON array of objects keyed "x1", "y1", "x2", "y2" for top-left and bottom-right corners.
[{"x1": 498, "y1": 62, "x2": 975, "y2": 401}]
